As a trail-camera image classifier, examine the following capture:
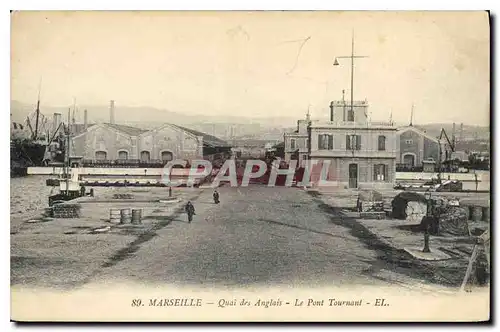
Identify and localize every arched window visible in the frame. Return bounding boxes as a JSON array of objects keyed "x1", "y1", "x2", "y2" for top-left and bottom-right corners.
[
  {"x1": 95, "y1": 151, "x2": 107, "y2": 160},
  {"x1": 161, "y1": 151, "x2": 174, "y2": 162},
  {"x1": 140, "y1": 151, "x2": 151, "y2": 161},
  {"x1": 118, "y1": 150, "x2": 129, "y2": 160},
  {"x1": 378, "y1": 135, "x2": 386, "y2": 151}
]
